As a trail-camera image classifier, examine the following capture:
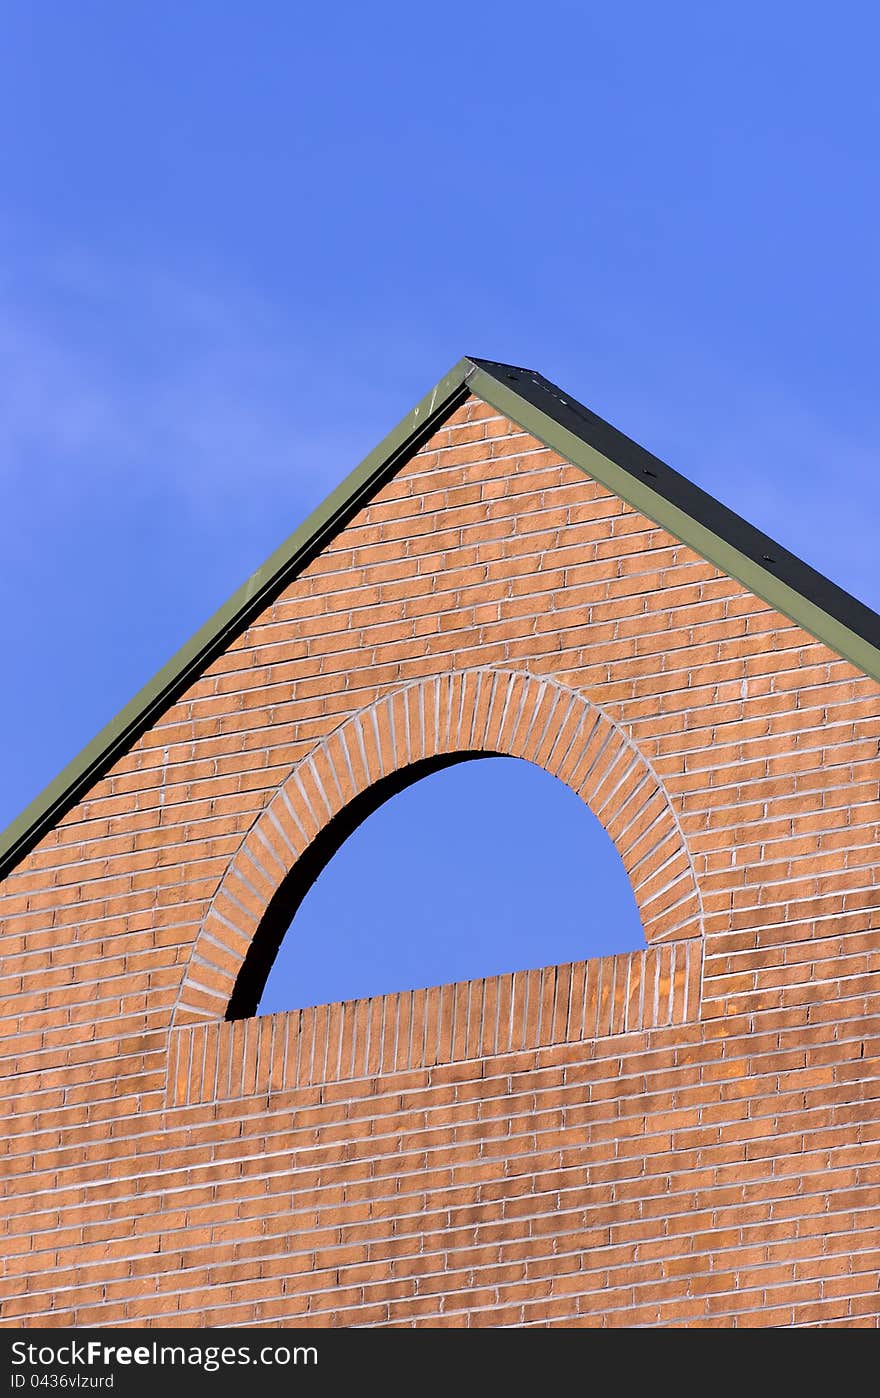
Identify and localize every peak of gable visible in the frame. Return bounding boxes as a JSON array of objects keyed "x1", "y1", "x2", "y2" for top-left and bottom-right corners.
[{"x1": 2, "y1": 356, "x2": 878, "y2": 880}]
